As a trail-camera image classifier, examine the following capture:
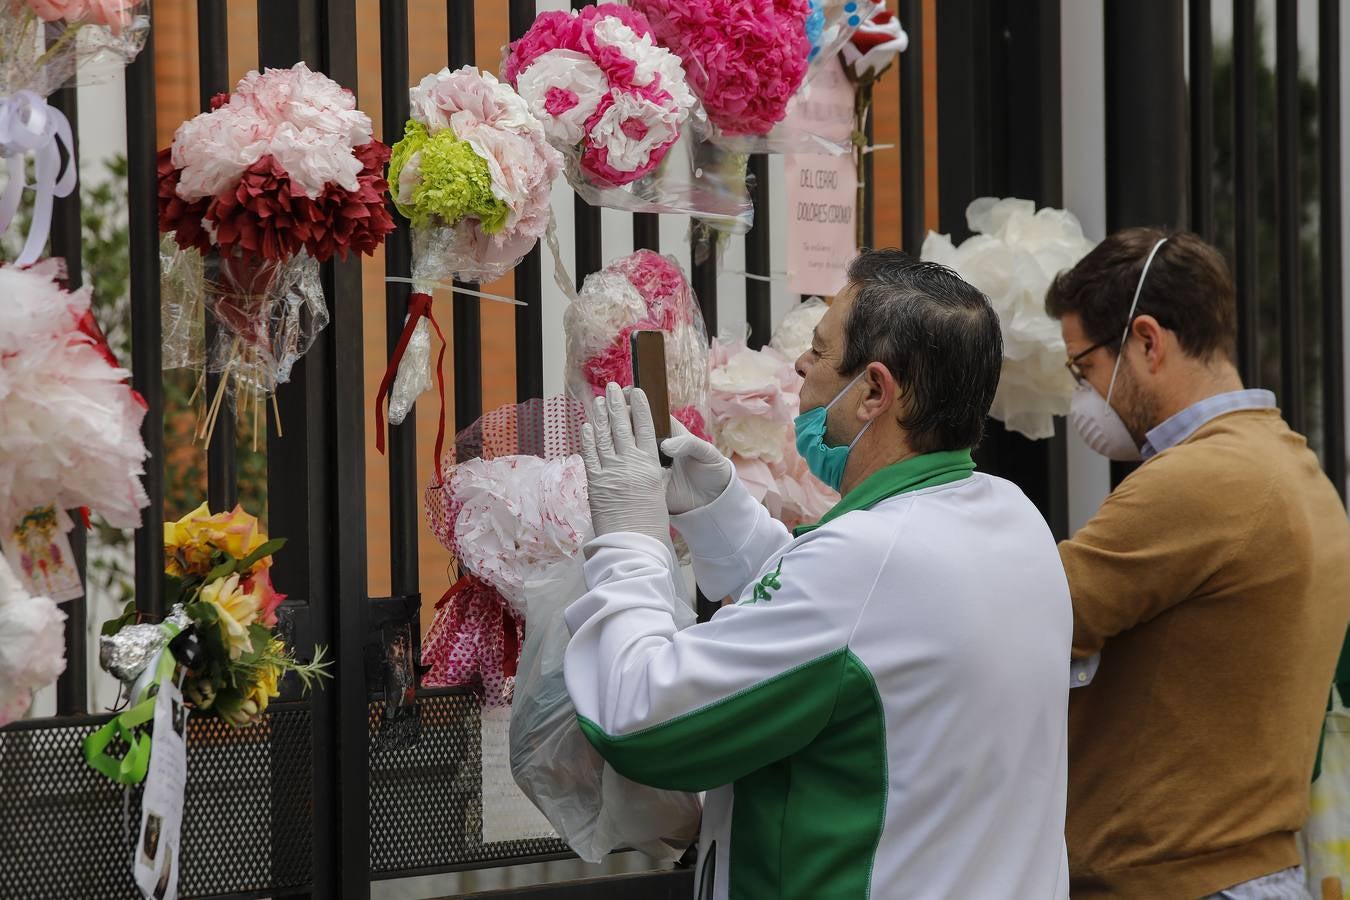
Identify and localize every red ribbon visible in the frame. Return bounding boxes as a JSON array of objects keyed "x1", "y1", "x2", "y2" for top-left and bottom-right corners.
[{"x1": 374, "y1": 292, "x2": 448, "y2": 477}]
